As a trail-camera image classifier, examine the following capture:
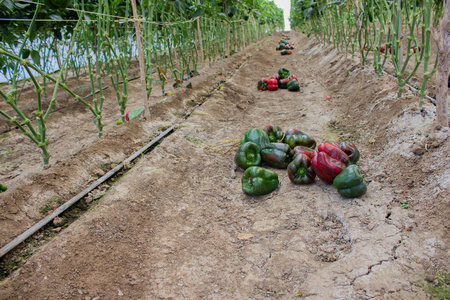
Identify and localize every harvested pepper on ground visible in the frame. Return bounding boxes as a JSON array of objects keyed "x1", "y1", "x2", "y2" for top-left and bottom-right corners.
[
  {"x1": 263, "y1": 124, "x2": 285, "y2": 143},
  {"x1": 235, "y1": 142, "x2": 262, "y2": 169},
  {"x1": 287, "y1": 79, "x2": 300, "y2": 91},
  {"x1": 261, "y1": 143, "x2": 293, "y2": 169},
  {"x1": 284, "y1": 129, "x2": 316, "y2": 149},
  {"x1": 0, "y1": 184, "x2": 6, "y2": 193},
  {"x1": 267, "y1": 78, "x2": 278, "y2": 91},
  {"x1": 318, "y1": 143, "x2": 349, "y2": 165},
  {"x1": 242, "y1": 166, "x2": 279, "y2": 196},
  {"x1": 240, "y1": 128, "x2": 270, "y2": 152},
  {"x1": 270, "y1": 75, "x2": 280, "y2": 82},
  {"x1": 311, "y1": 151, "x2": 346, "y2": 184},
  {"x1": 293, "y1": 146, "x2": 314, "y2": 158},
  {"x1": 281, "y1": 50, "x2": 292, "y2": 55},
  {"x1": 332, "y1": 141, "x2": 360, "y2": 164},
  {"x1": 333, "y1": 165, "x2": 367, "y2": 198},
  {"x1": 279, "y1": 78, "x2": 290, "y2": 89},
  {"x1": 278, "y1": 67, "x2": 290, "y2": 79},
  {"x1": 257, "y1": 78, "x2": 268, "y2": 91},
  {"x1": 287, "y1": 153, "x2": 316, "y2": 184},
  {"x1": 288, "y1": 75, "x2": 298, "y2": 82}
]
